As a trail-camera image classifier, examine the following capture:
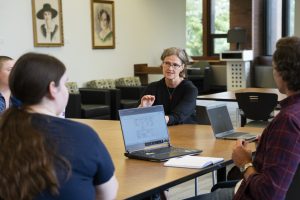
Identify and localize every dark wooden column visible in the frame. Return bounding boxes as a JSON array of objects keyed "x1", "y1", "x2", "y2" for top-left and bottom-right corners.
[{"x1": 230, "y1": 0, "x2": 265, "y2": 57}]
